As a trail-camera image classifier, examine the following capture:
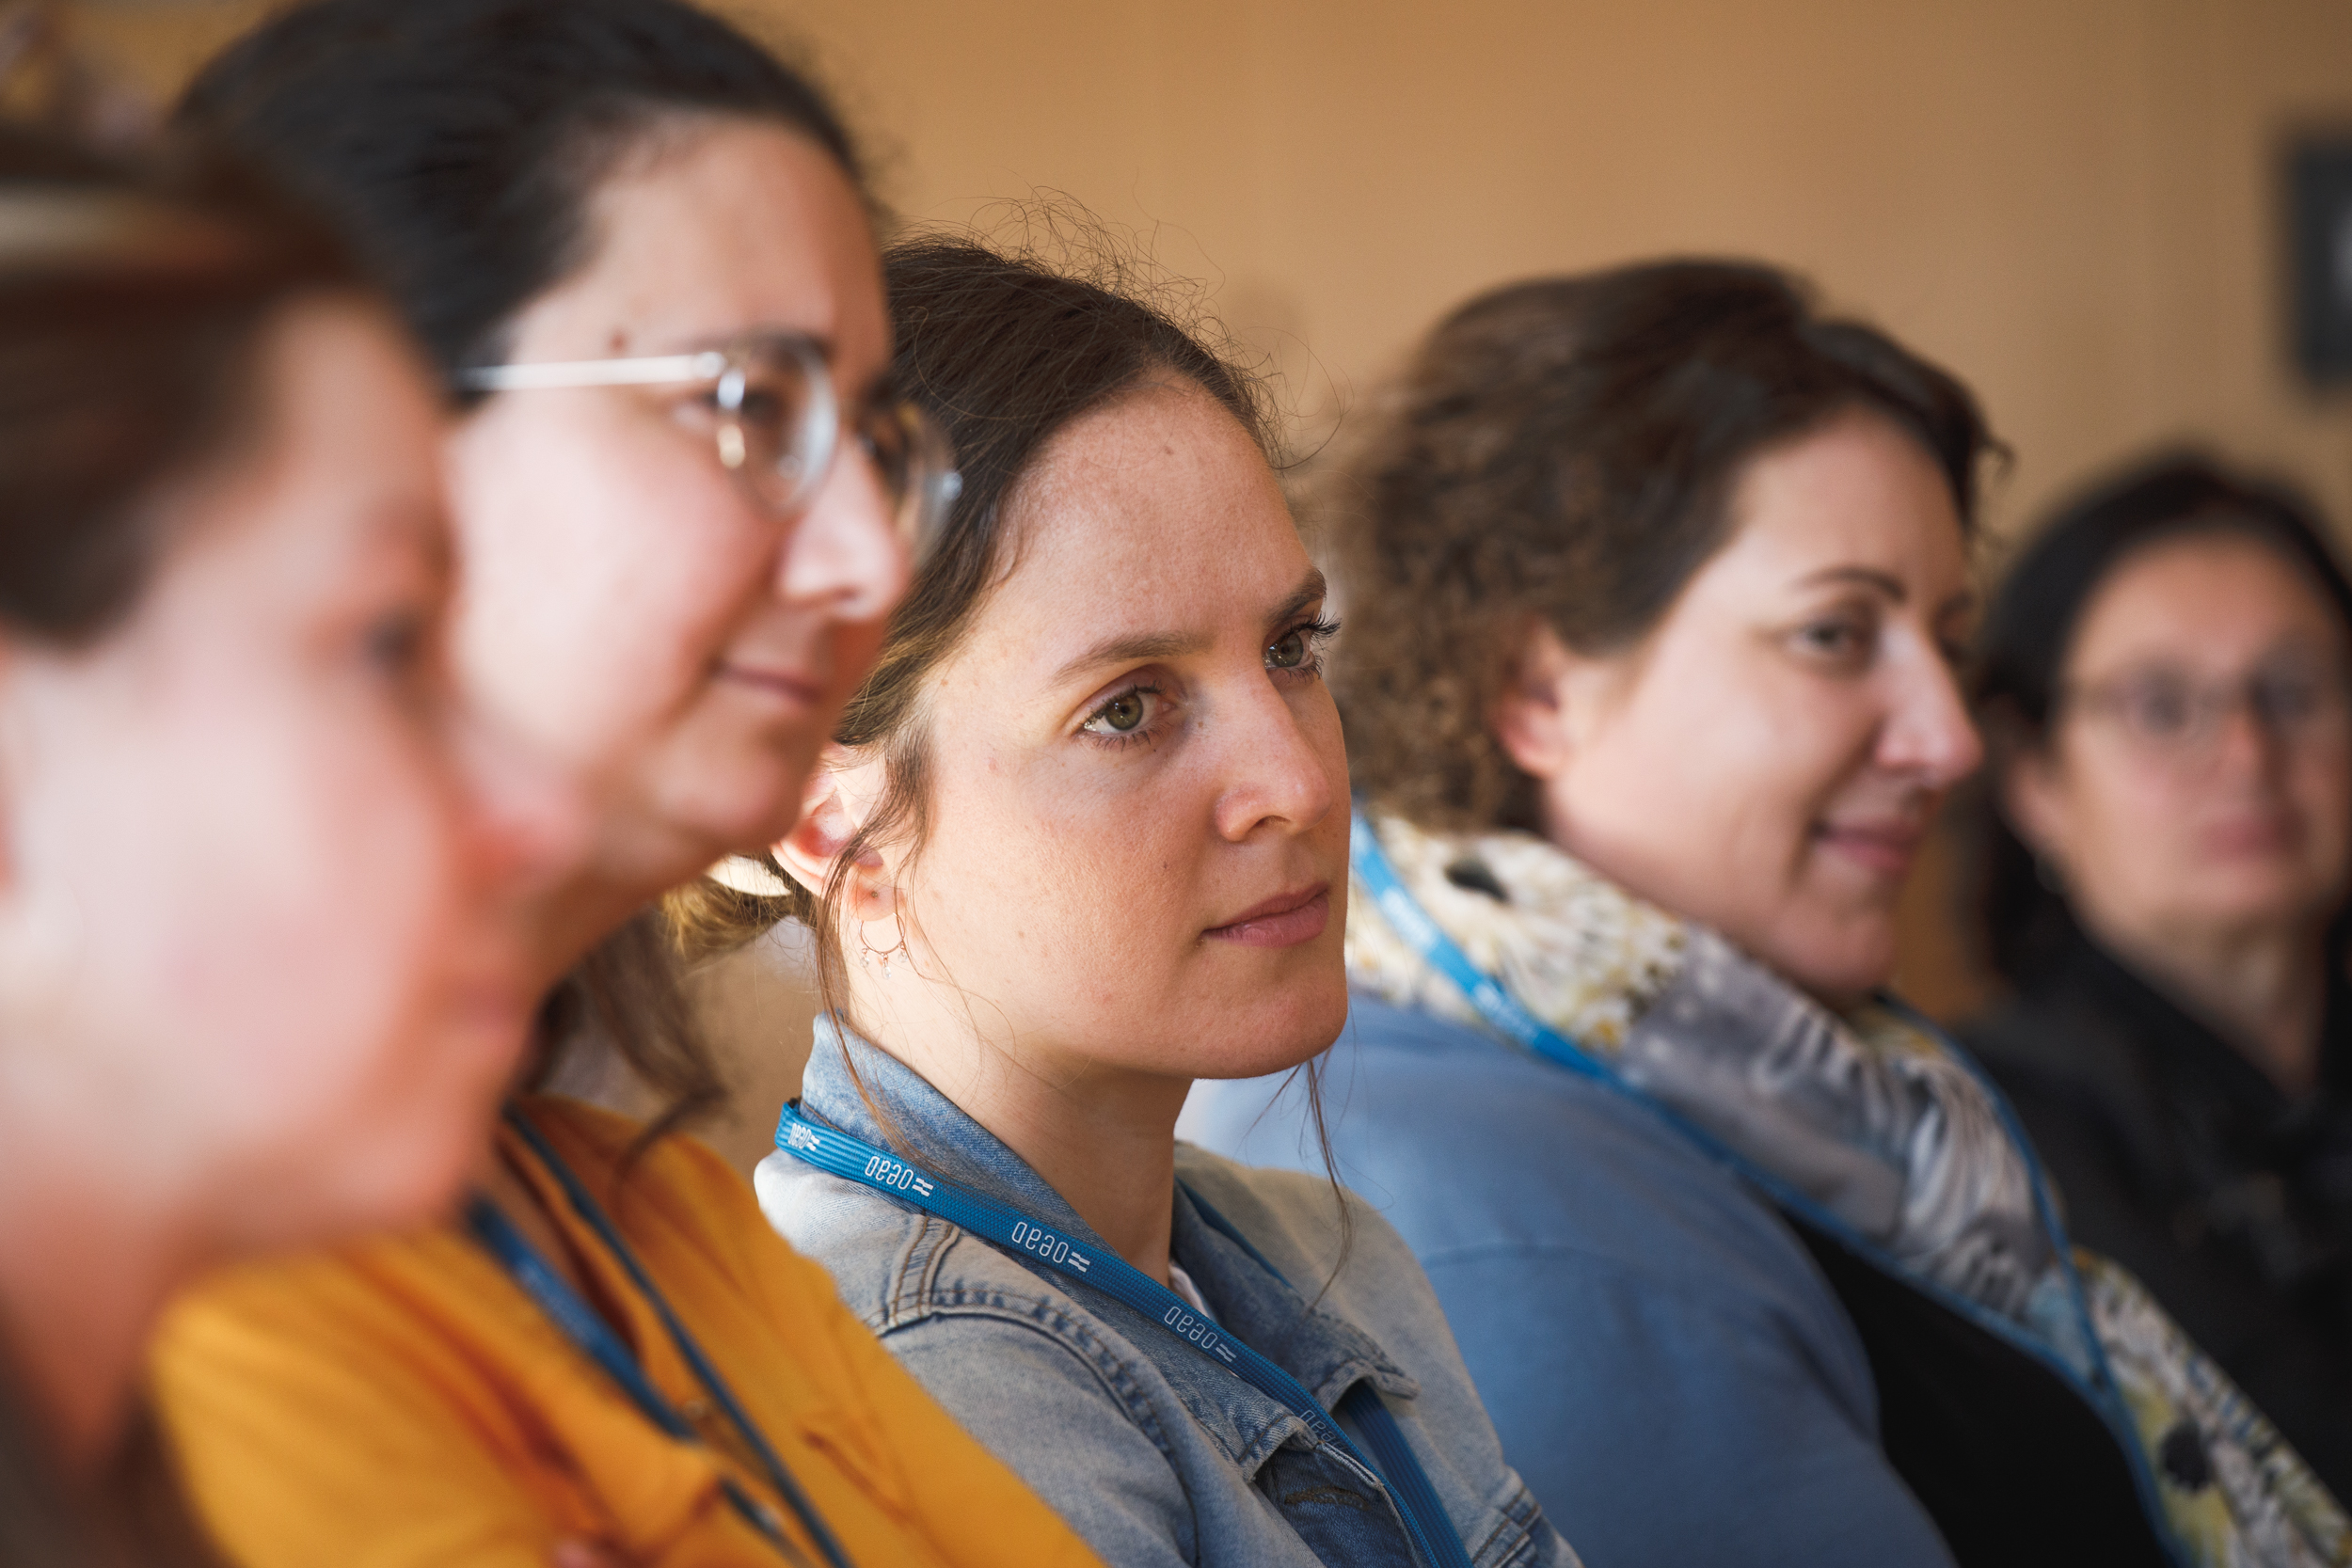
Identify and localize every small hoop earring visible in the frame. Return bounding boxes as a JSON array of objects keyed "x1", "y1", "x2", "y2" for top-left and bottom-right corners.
[{"x1": 857, "y1": 922, "x2": 911, "y2": 976}]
